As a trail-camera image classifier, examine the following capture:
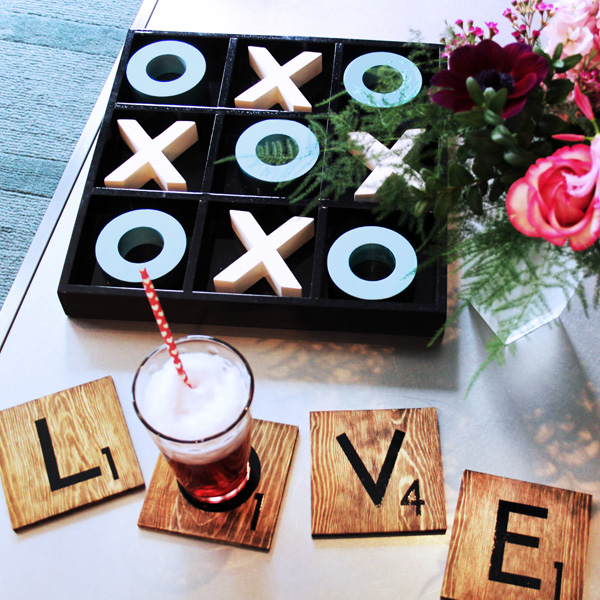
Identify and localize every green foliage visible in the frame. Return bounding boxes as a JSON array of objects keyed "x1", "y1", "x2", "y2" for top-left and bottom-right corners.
[
  {"x1": 283, "y1": 43, "x2": 598, "y2": 383},
  {"x1": 255, "y1": 136, "x2": 299, "y2": 166}
]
